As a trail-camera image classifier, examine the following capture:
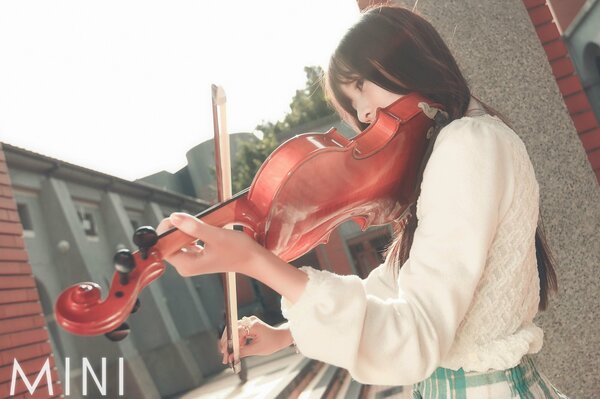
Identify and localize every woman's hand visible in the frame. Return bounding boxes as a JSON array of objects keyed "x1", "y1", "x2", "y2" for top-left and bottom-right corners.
[
  {"x1": 156, "y1": 212, "x2": 310, "y2": 305},
  {"x1": 219, "y1": 316, "x2": 293, "y2": 364},
  {"x1": 156, "y1": 212, "x2": 269, "y2": 277}
]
